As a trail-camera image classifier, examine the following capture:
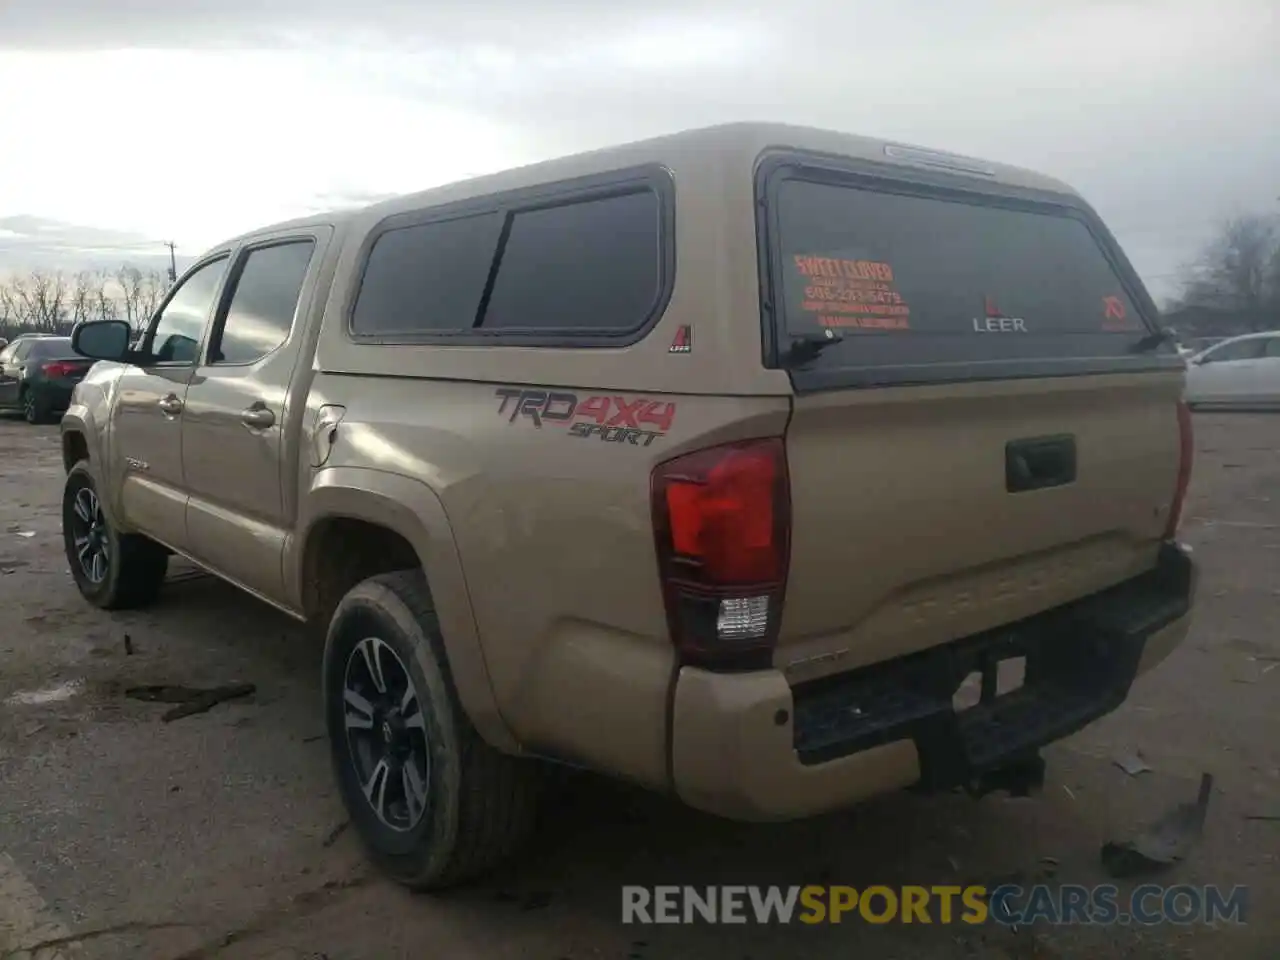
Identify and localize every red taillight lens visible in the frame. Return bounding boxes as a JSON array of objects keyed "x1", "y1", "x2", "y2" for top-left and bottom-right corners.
[
  {"x1": 1164, "y1": 400, "x2": 1194, "y2": 539},
  {"x1": 664, "y1": 444, "x2": 782, "y2": 583},
  {"x1": 652, "y1": 438, "x2": 790, "y2": 670},
  {"x1": 41, "y1": 361, "x2": 79, "y2": 378}
]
